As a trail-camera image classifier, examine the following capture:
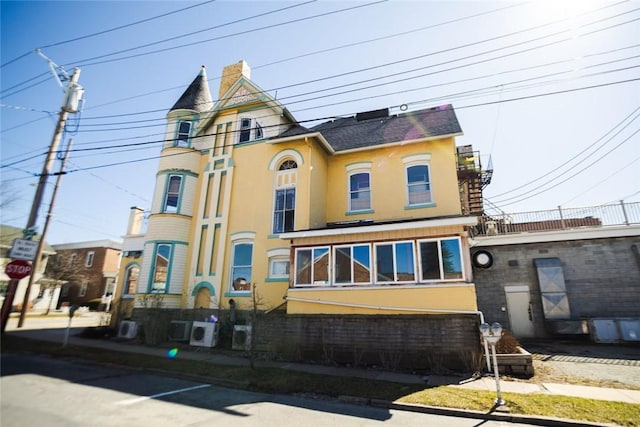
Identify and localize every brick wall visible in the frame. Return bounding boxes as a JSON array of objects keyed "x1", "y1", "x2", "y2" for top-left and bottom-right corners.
[
  {"x1": 473, "y1": 235, "x2": 640, "y2": 337},
  {"x1": 132, "y1": 308, "x2": 483, "y2": 373}
]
